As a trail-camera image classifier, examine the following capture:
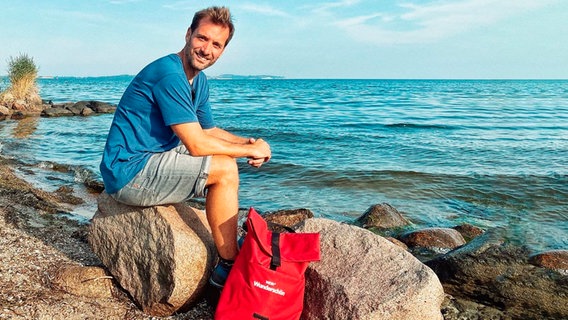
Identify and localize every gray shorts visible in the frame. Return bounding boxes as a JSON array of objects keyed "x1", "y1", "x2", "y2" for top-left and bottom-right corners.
[{"x1": 111, "y1": 145, "x2": 211, "y2": 207}]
